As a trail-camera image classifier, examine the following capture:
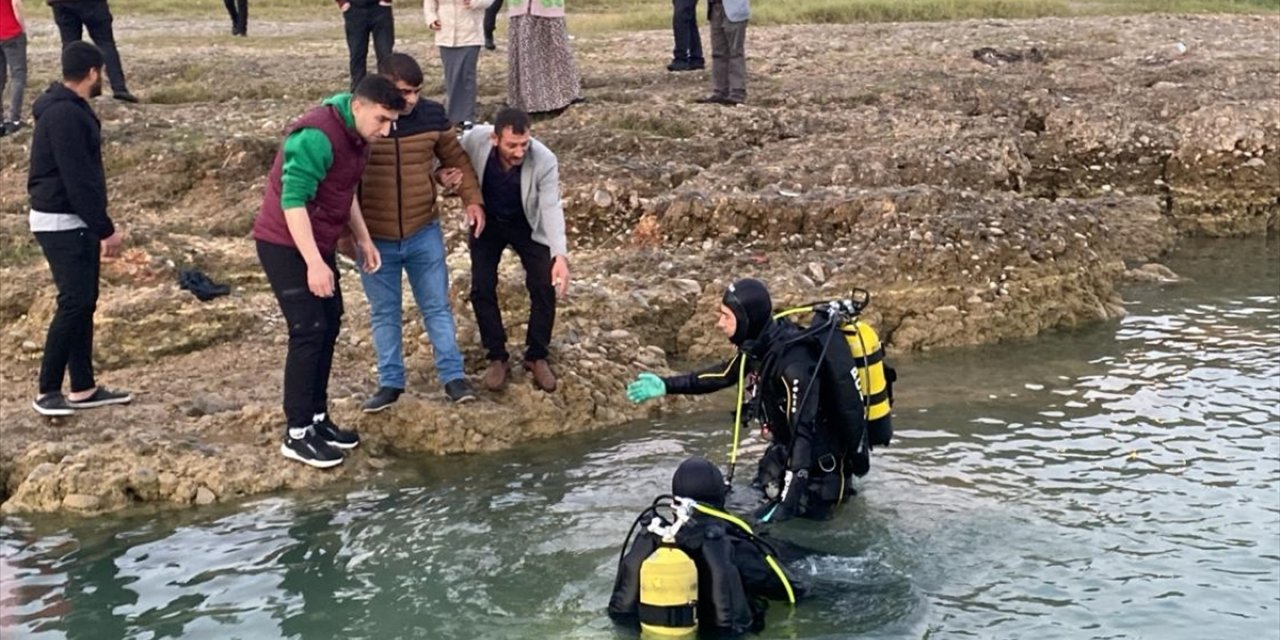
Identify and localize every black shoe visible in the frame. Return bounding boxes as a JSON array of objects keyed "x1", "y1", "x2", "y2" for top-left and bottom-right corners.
[
  {"x1": 667, "y1": 60, "x2": 693, "y2": 72},
  {"x1": 444, "y1": 378, "x2": 478, "y2": 404},
  {"x1": 65, "y1": 386, "x2": 133, "y2": 409},
  {"x1": 113, "y1": 91, "x2": 139, "y2": 103},
  {"x1": 178, "y1": 269, "x2": 231, "y2": 301},
  {"x1": 33, "y1": 393, "x2": 75, "y2": 417},
  {"x1": 362, "y1": 386, "x2": 402, "y2": 413},
  {"x1": 280, "y1": 427, "x2": 345, "y2": 469},
  {"x1": 484, "y1": 36, "x2": 496, "y2": 51},
  {"x1": 694, "y1": 95, "x2": 727, "y2": 104},
  {"x1": 689, "y1": 59, "x2": 706, "y2": 70},
  {"x1": 313, "y1": 414, "x2": 360, "y2": 449}
]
